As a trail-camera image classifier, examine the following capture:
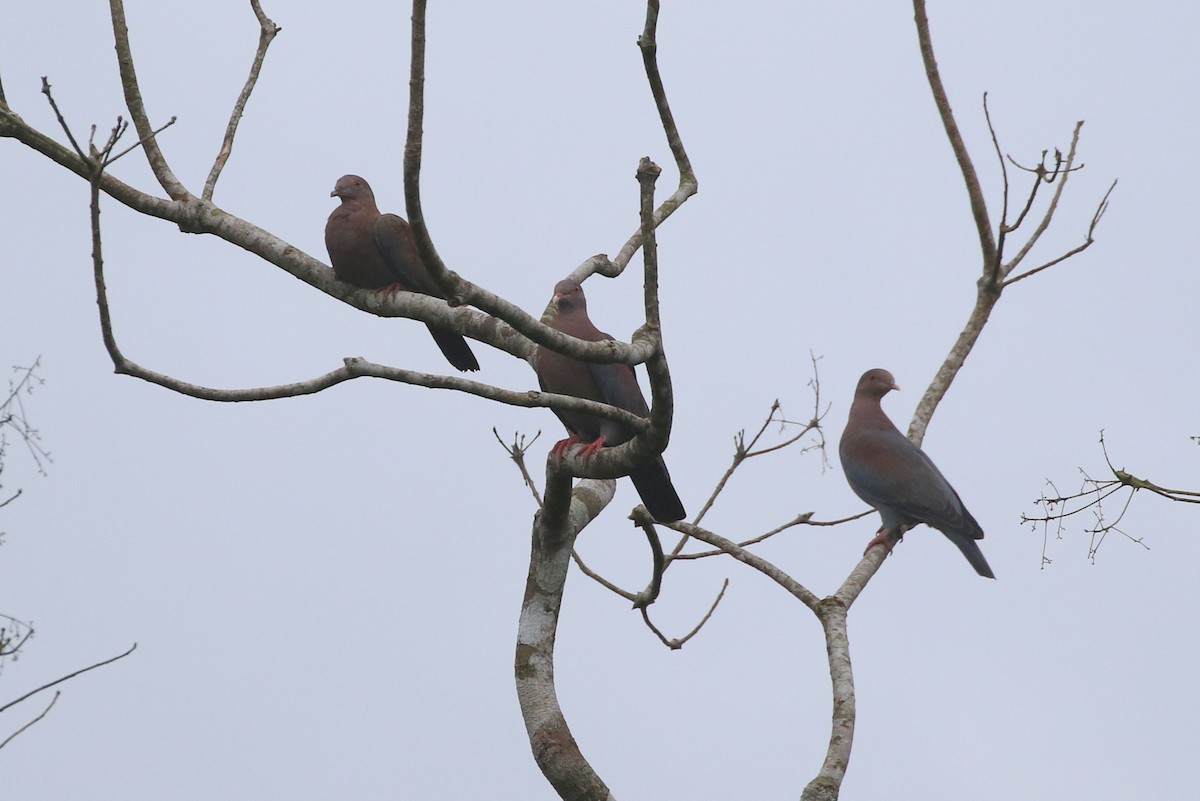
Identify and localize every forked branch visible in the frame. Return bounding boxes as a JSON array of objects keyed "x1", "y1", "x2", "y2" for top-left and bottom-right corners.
[{"x1": 907, "y1": 2, "x2": 1116, "y2": 444}]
